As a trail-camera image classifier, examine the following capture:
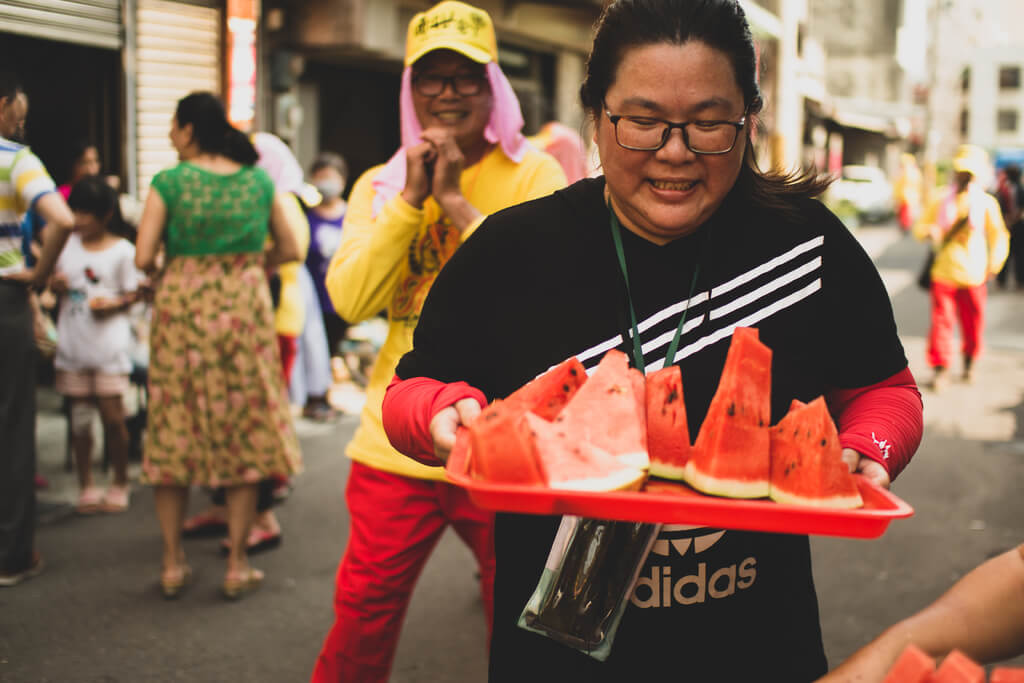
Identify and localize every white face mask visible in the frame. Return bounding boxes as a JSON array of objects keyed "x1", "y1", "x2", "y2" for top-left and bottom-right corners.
[{"x1": 315, "y1": 180, "x2": 344, "y2": 199}]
